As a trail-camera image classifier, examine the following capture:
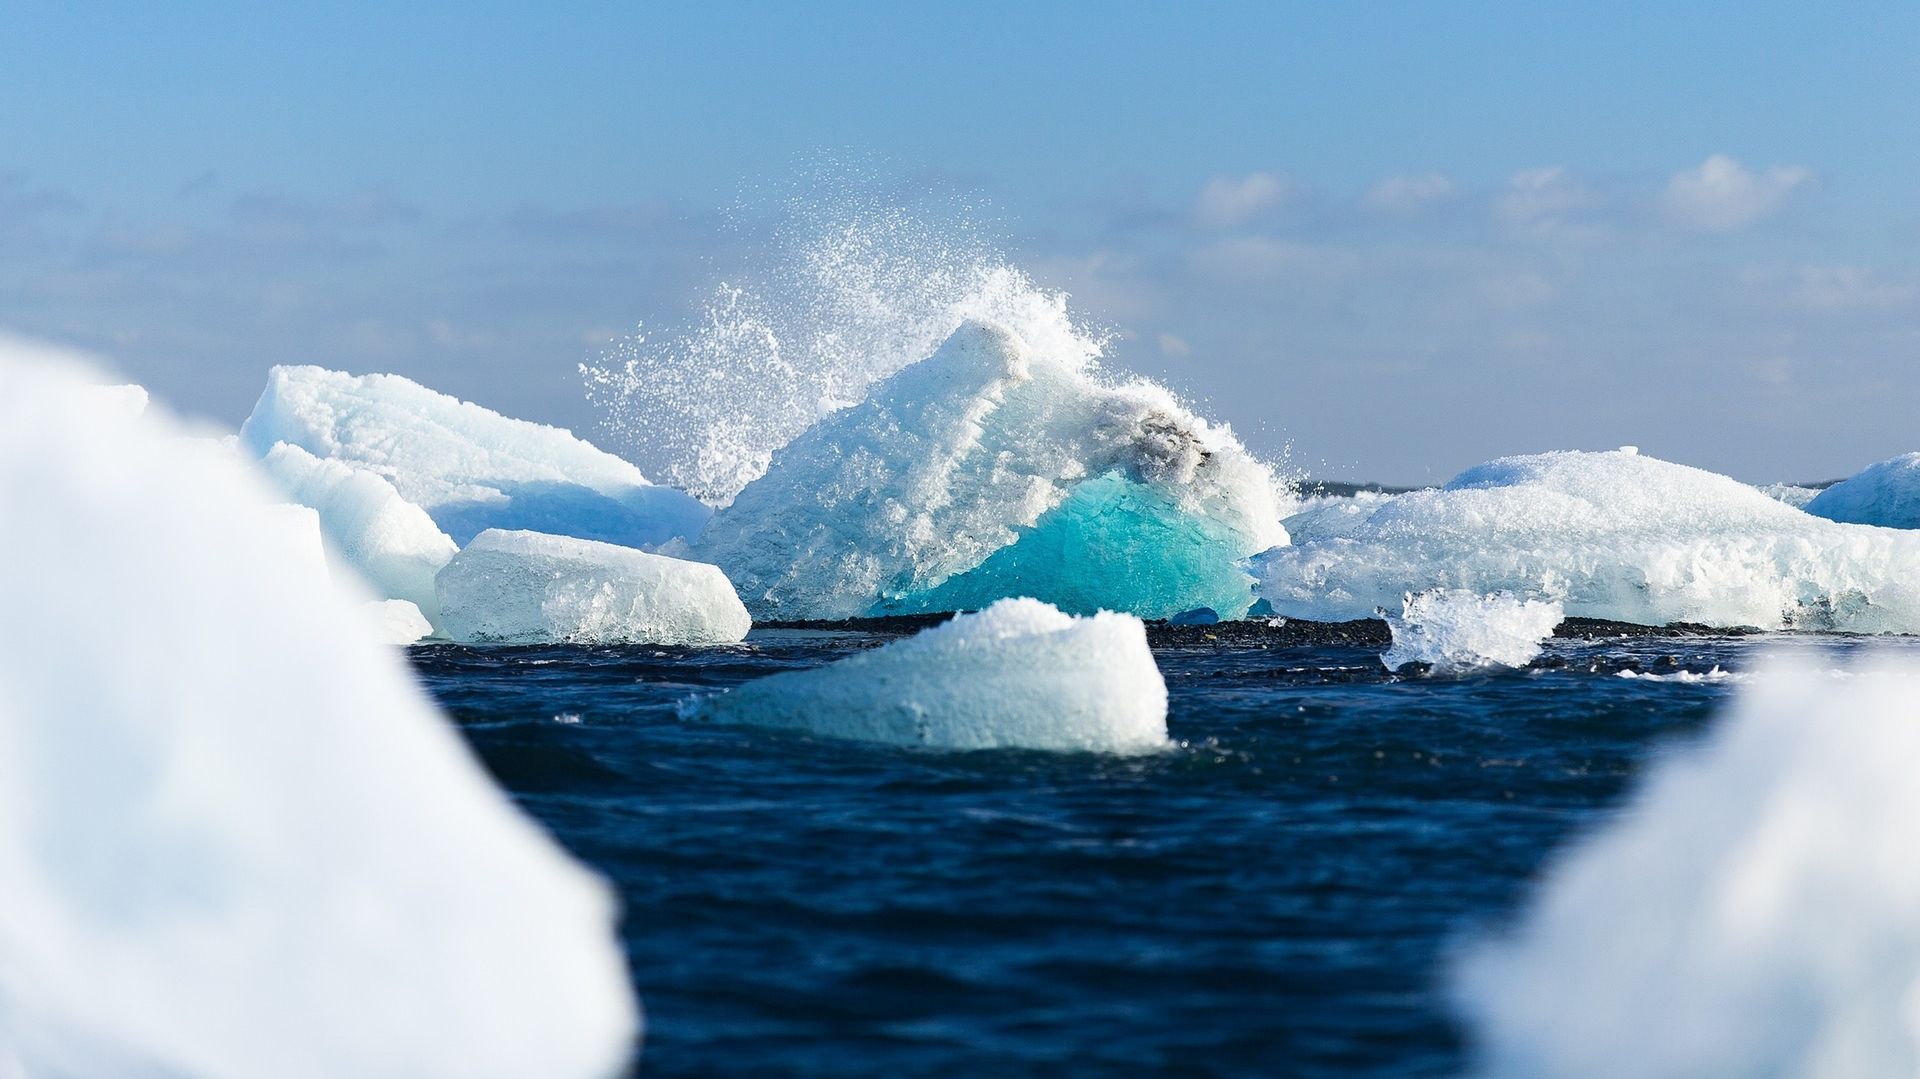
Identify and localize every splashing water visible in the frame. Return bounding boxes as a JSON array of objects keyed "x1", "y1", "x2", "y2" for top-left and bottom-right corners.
[{"x1": 581, "y1": 191, "x2": 1109, "y2": 505}]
